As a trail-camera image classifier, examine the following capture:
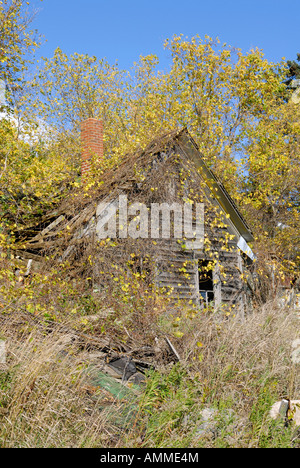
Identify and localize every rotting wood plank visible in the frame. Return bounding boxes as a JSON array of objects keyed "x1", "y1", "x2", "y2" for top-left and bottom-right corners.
[
  {"x1": 165, "y1": 293, "x2": 197, "y2": 300},
  {"x1": 157, "y1": 283, "x2": 195, "y2": 292},
  {"x1": 14, "y1": 250, "x2": 45, "y2": 262},
  {"x1": 157, "y1": 270, "x2": 195, "y2": 279},
  {"x1": 157, "y1": 253, "x2": 196, "y2": 262},
  {"x1": 157, "y1": 275, "x2": 196, "y2": 284},
  {"x1": 28, "y1": 215, "x2": 65, "y2": 242}
]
